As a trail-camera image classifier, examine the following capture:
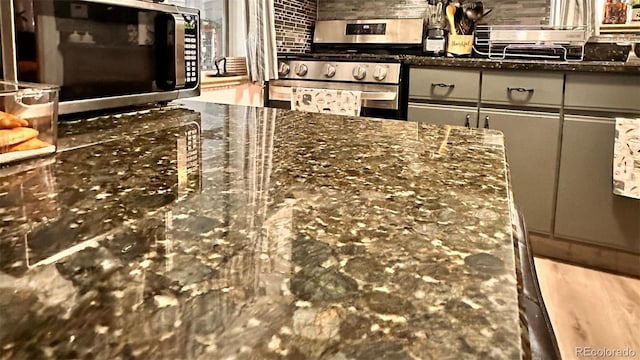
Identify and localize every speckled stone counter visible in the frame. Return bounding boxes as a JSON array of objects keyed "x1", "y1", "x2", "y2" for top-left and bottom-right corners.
[
  {"x1": 0, "y1": 101, "x2": 522, "y2": 359},
  {"x1": 405, "y1": 55, "x2": 640, "y2": 74}
]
